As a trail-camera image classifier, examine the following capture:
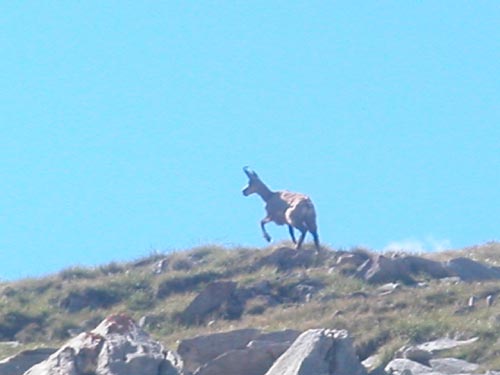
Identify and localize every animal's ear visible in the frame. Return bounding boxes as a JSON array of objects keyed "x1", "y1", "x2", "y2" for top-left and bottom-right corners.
[{"x1": 243, "y1": 166, "x2": 257, "y2": 178}]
